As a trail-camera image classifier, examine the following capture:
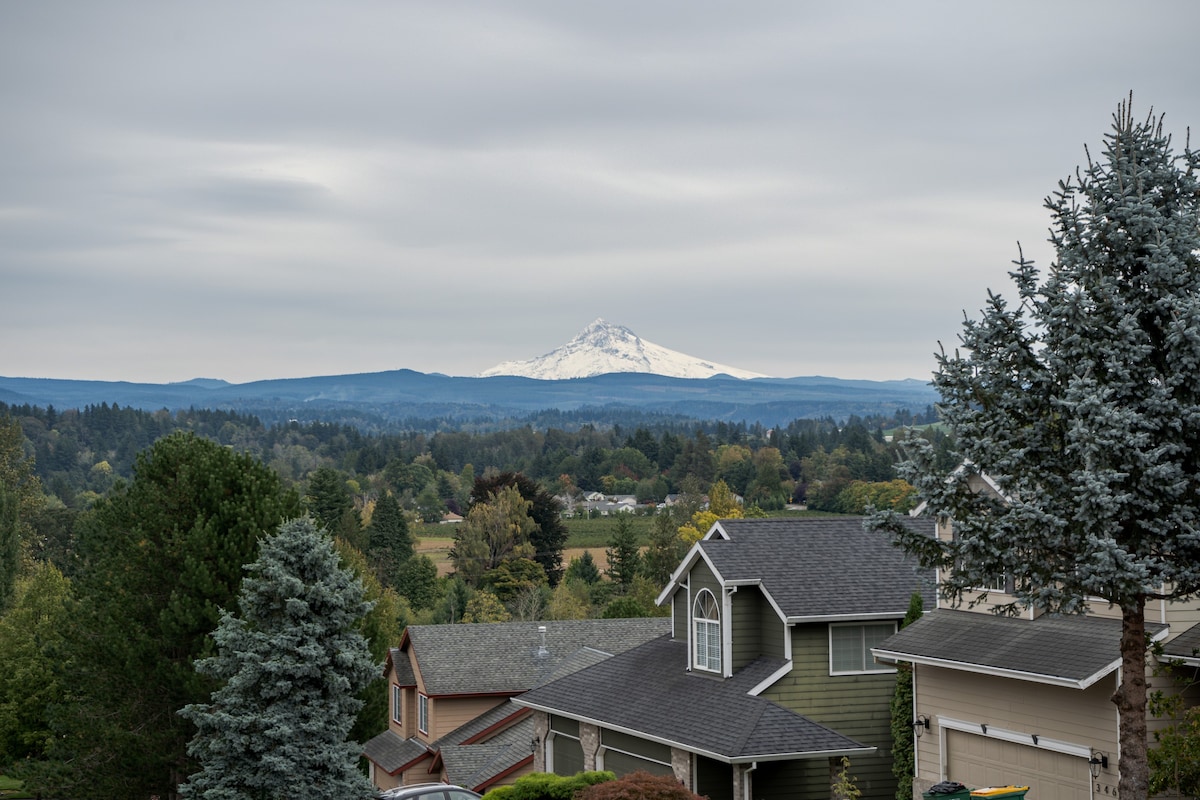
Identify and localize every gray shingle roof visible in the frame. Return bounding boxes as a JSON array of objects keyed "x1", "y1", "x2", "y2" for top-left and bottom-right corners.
[
  {"x1": 388, "y1": 646, "x2": 416, "y2": 685},
  {"x1": 1163, "y1": 621, "x2": 1200, "y2": 662},
  {"x1": 362, "y1": 729, "x2": 430, "y2": 774},
  {"x1": 438, "y1": 713, "x2": 534, "y2": 789},
  {"x1": 407, "y1": 618, "x2": 671, "y2": 696},
  {"x1": 693, "y1": 517, "x2": 935, "y2": 619},
  {"x1": 515, "y1": 635, "x2": 870, "y2": 763},
  {"x1": 873, "y1": 609, "x2": 1167, "y2": 687}
]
